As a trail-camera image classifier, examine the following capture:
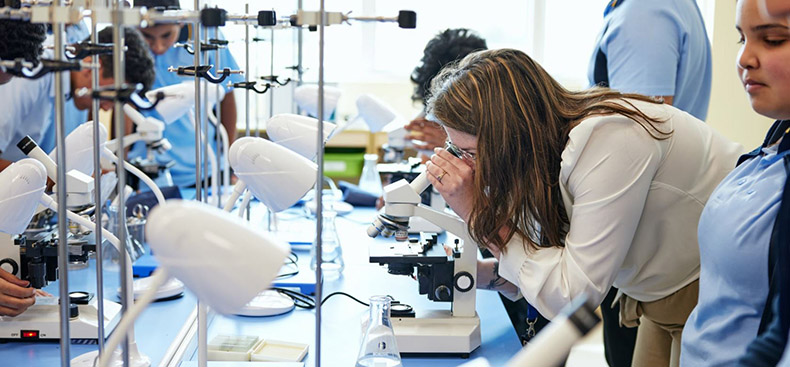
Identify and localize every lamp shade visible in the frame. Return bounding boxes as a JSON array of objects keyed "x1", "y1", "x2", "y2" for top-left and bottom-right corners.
[
  {"x1": 145, "y1": 200, "x2": 290, "y2": 314},
  {"x1": 229, "y1": 137, "x2": 317, "y2": 212},
  {"x1": 48, "y1": 121, "x2": 108, "y2": 176},
  {"x1": 266, "y1": 114, "x2": 336, "y2": 160},
  {"x1": 145, "y1": 81, "x2": 226, "y2": 124},
  {"x1": 0, "y1": 158, "x2": 47, "y2": 234},
  {"x1": 356, "y1": 94, "x2": 400, "y2": 133},
  {"x1": 293, "y1": 84, "x2": 342, "y2": 121}
]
